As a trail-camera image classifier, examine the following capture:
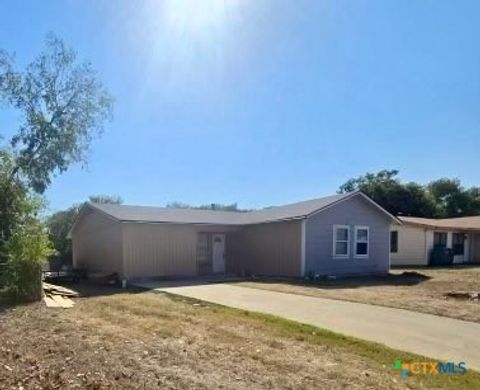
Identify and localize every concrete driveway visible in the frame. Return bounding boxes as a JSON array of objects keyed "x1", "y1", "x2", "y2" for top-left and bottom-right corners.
[{"x1": 137, "y1": 282, "x2": 480, "y2": 371}]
